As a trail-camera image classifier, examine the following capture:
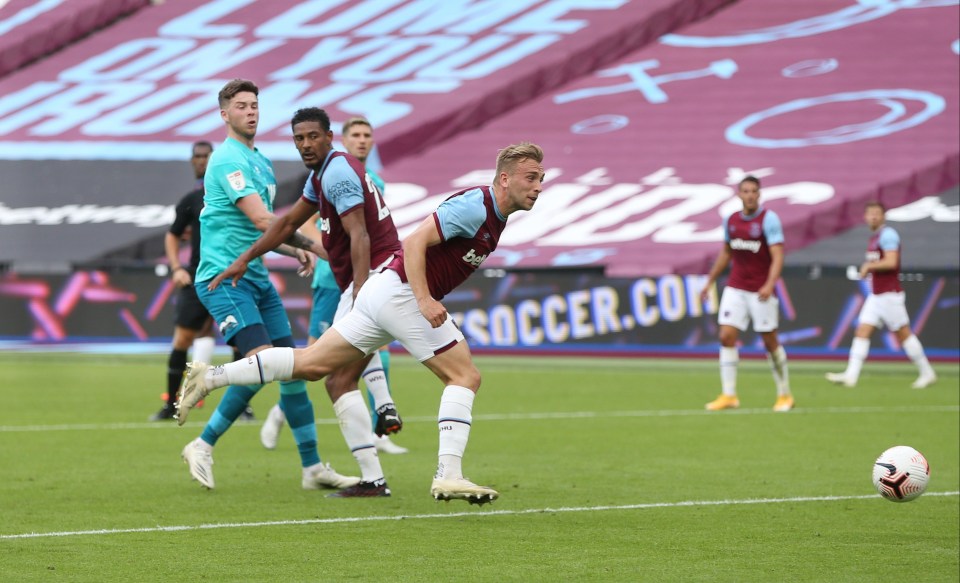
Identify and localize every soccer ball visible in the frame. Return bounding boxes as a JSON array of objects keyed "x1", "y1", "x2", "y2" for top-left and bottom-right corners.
[{"x1": 872, "y1": 446, "x2": 930, "y2": 502}]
